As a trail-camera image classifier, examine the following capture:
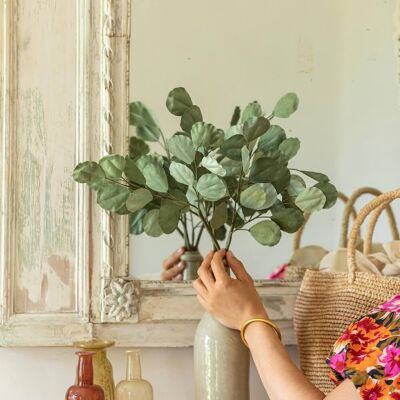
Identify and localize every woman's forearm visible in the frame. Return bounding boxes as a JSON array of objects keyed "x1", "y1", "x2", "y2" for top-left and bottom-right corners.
[{"x1": 246, "y1": 322, "x2": 325, "y2": 400}]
